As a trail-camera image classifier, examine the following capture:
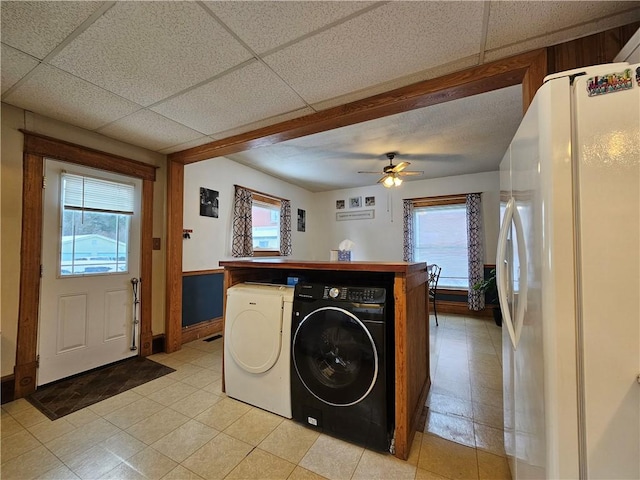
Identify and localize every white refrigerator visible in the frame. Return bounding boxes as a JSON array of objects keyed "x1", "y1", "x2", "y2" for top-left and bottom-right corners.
[{"x1": 498, "y1": 62, "x2": 639, "y2": 479}]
